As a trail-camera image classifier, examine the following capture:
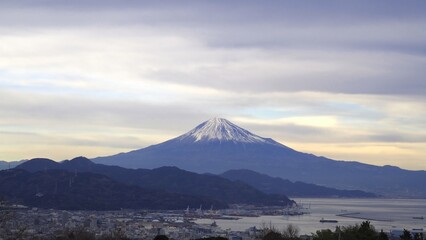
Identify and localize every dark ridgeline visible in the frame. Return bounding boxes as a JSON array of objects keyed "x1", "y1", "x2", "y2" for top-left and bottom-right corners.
[
  {"x1": 12, "y1": 157, "x2": 293, "y2": 210},
  {"x1": 0, "y1": 168, "x2": 225, "y2": 210},
  {"x1": 93, "y1": 118, "x2": 426, "y2": 198},
  {"x1": 221, "y1": 169, "x2": 376, "y2": 198},
  {"x1": 17, "y1": 157, "x2": 374, "y2": 202}
]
